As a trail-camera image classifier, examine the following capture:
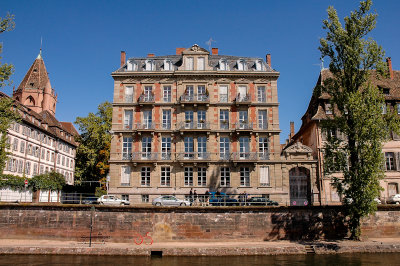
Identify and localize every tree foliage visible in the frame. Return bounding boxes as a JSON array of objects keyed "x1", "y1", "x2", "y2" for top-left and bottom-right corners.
[
  {"x1": 319, "y1": 0, "x2": 400, "y2": 240},
  {"x1": 74, "y1": 101, "x2": 112, "y2": 185},
  {"x1": 0, "y1": 172, "x2": 65, "y2": 191},
  {"x1": 0, "y1": 12, "x2": 19, "y2": 173}
]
